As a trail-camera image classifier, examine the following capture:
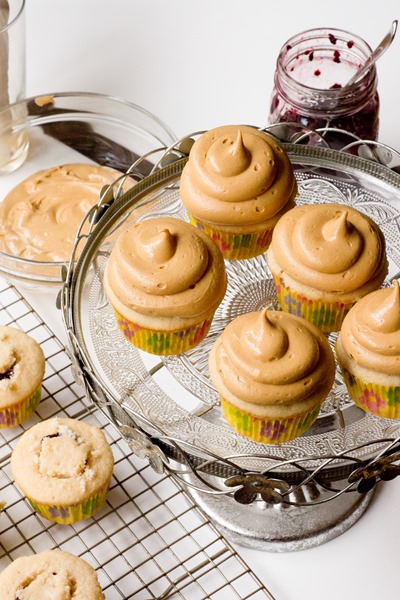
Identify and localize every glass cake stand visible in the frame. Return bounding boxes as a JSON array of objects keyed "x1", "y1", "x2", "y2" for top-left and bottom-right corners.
[{"x1": 61, "y1": 126, "x2": 400, "y2": 551}]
